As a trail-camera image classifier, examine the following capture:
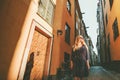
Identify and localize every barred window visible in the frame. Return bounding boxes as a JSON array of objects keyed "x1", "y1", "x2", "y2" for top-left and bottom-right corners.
[{"x1": 38, "y1": 0, "x2": 54, "y2": 25}]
